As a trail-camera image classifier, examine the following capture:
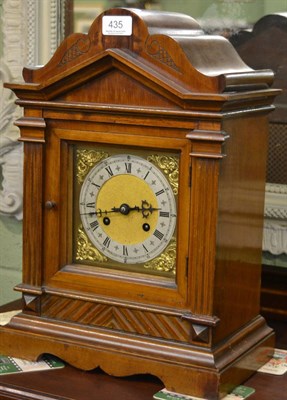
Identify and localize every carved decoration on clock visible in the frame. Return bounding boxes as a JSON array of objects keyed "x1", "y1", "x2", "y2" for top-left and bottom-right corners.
[
  {"x1": 76, "y1": 149, "x2": 109, "y2": 183},
  {"x1": 147, "y1": 155, "x2": 179, "y2": 195},
  {"x1": 191, "y1": 324, "x2": 210, "y2": 344},
  {"x1": 59, "y1": 37, "x2": 91, "y2": 66},
  {"x1": 23, "y1": 294, "x2": 41, "y2": 314},
  {"x1": 145, "y1": 38, "x2": 181, "y2": 73}
]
